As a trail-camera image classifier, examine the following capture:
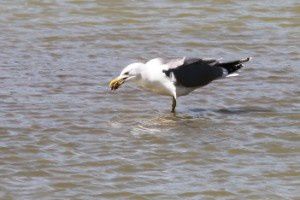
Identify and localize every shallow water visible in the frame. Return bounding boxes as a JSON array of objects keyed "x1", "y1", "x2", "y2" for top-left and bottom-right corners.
[{"x1": 0, "y1": 0, "x2": 299, "y2": 199}]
